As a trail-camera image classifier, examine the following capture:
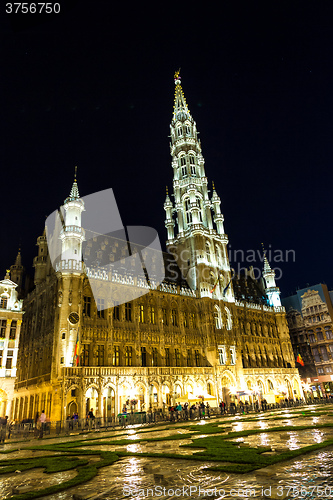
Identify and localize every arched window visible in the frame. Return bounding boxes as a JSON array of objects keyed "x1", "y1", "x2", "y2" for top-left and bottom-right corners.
[
  {"x1": 225, "y1": 307, "x2": 232, "y2": 330},
  {"x1": 214, "y1": 305, "x2": 222, "y2": 329},
  {"x1": 185, "y1": 198, "x2": 192, "y2": 224},
  {"x1": 196, "y1": 196, "x2": 202, "y2": 222},
  {"x1": 206, "y1": 241, "x2": 211, "y2": 263},
  {"x1": 177, "y1": 127, "x2": 183, "y2": 137}
]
